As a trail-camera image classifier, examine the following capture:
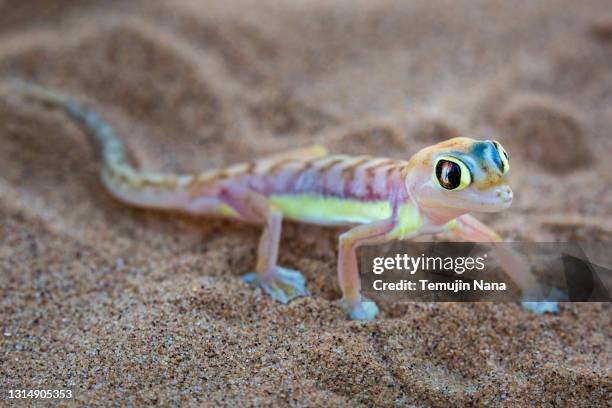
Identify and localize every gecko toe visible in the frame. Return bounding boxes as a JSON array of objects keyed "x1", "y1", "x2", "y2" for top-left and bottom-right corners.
[{"x1": 243, "y1": 267, "x2": 309, "y2": 304}]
